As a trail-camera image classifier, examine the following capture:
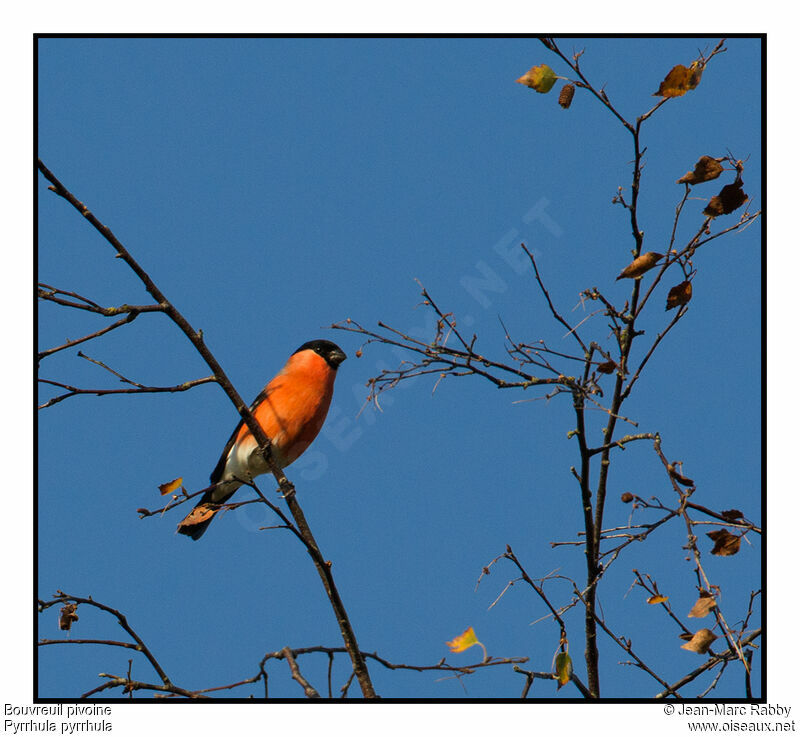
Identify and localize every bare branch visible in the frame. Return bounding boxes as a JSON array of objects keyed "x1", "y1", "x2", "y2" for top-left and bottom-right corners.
[
  {"x1": 655, "y1": 629, "x2": 761, "y2": 699},
  {"x1": 38, "y1": 591, "x2": 175, "y2": 689},
  {"x1": 38, "y1": 375, "x2": 218, "y2": 410},
  {"x1": 281, "y1": 646, "x2": 321, "y2": 698},
  {"x1": 38, "y1": 160, "x2": 377, "y2": 698},
  {"x1": 521, "y1": 244, "x2": 588, "y2": 354}
]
